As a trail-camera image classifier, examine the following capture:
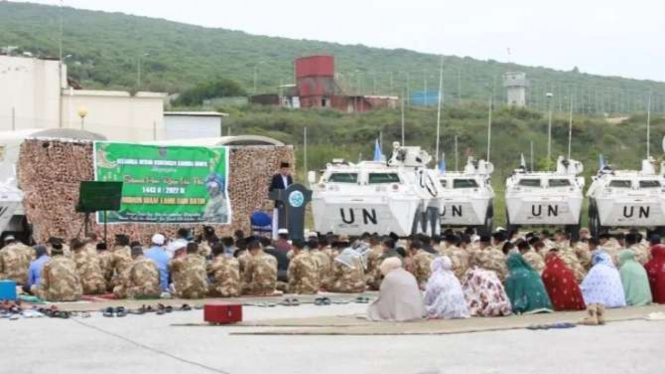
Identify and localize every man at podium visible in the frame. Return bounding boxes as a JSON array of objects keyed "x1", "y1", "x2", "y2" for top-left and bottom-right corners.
[{"x1": 269, "y1": 162, "x2": 293, "y2": 238}]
